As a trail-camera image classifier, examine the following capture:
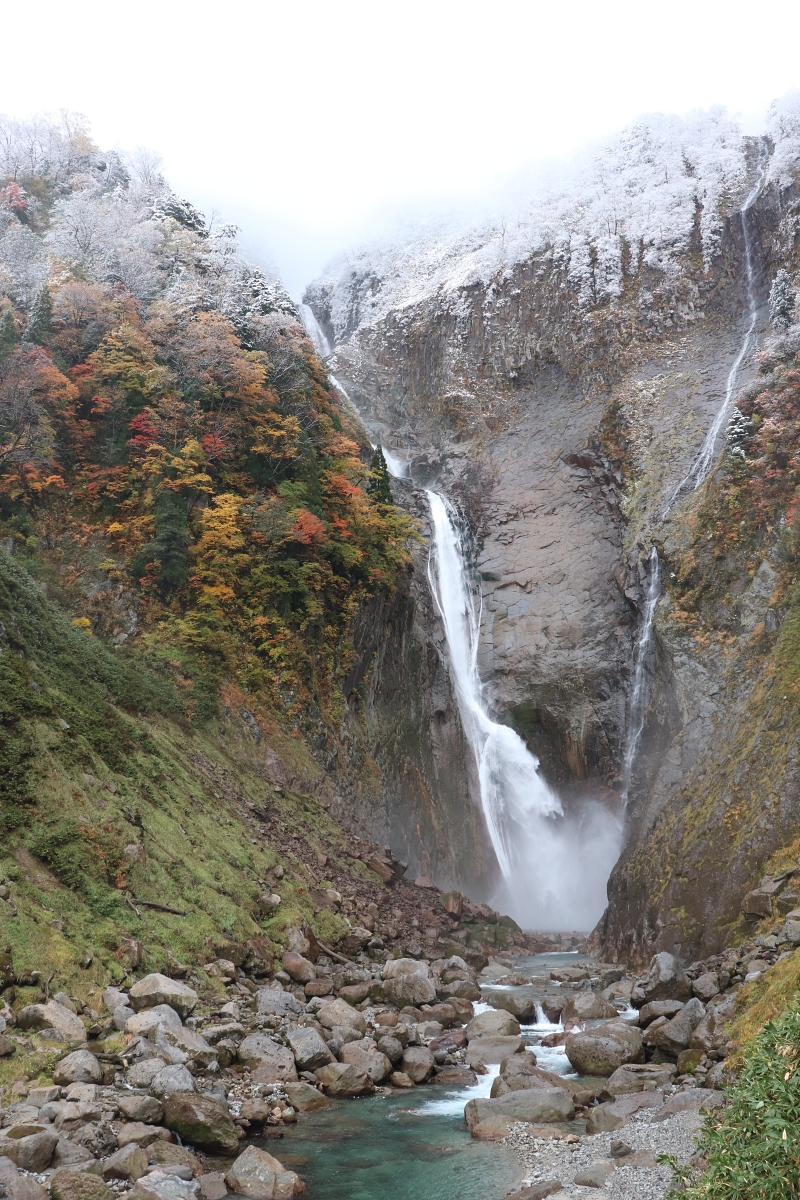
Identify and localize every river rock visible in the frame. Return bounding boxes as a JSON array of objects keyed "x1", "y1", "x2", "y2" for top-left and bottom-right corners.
[
  {"x1": 574, "y1": 1163, "x2": 616, "y2": 1187},
  {"x1": 383, "y1": 975, "x2": 437, "y2": 1008},
  {"x1": 163, "y1": 1094, "x2": 239, "y2": 1155},
  {"x1": 53, "y1": 1050, "x2": 103, "y2": 1085},
  {"x1": 117, "y1": 1124, "x2": 172, "y2": 1149},
  {"x1": 146, "y1": 1144, "x2": 203, "y2": 1177},
  {"x1": 692, "y1": 972, "x2": 720, "y2": 1002},
  {"x1": 646, "y1": 997, "x2": 705, "y2": 1055},
  {"x1": 314, "y1": 1063, "x2": 374, "y2": 1097},
  {"x1": 466, "y1": 1009, "x2": 520, "y2": 1039},
  {"x1": 52, "y1": 1138, "x2": 95, "y2": 1167},
  {"x1": 304, "y1": 979, "x2": 333, "y2": 998},
  {"x1": 390, "y1": 1071, "x2": 414, "y2": 1088},
  {"x1": 432, "y1": 1067, "x2": 478, "y2": 1086},
  {"x1": 50, "y1": 1171, "x2": 114, "y2": 1200},
  {"x1": 256, "y1": 989, "x2": 302, "y2": 1019},
  {"x1": 376, "y1": 1035, "x2": 404, "y2": 1063},
  {"x1": 690, "y1": 996, "x2": 735, "y2": 1053},
  {"x1": 586, "y1": 1091, "x2": 664, "y2": 1133},
  {"x1": 0, "y1": 1127, "x2": 58, "y2": 1171},
  {"x1": 118, "y1": 1097, "x2": 165, "y2": 1125},
  {"x1": 150, "y1": 1065, "x2": 196, "y2": 1097},
  {"x1": 604, "y1": 1062, "x2": 677, "y2": 1096},
  {"x1": 103, "y1": 1143, "x2": 149, "y2": 1182},
  {"x1": 238, "y1": 1035, "x2": 297, "y2": 1083},
  {"x1": 127, "y1": 1060, "x2": 169, "y2": 1088},
  {"x1": 401, "y1": 1046, "x2": 435, "y2": 1083},
  {"x1": 465, "y1": 1088, "x2": 574, "y2": 1129},
  {"x1": 17, "y1": 1002, "x2": 87, "y2": 1043},
  {"x1": 126, "y1": 1006, "x2": 184, "y2": 1039},
  {"x1": 316, "y1": 999, "x2": 367, "y2": 1034},
  {"x1": 225, "y1": 1146, "x2": 301, "y2": 1199},
  {"x1": 637, "y1": 953, "x2": 692, "y2": 1005},
  {"x1": 638, "y1": 1000, "x2": 685, "y2": 1027},
  {"x1": 128, "y1": 977, "x2": 198, "y2": 1020},
  {"x1": 485, "y1": 993, "x2": 537, "y2": 1022},
  {"x1": 469, "y1": 1117, "x2": 515, "y2": 1141},
  {"x1": 286, "y1": 1027, "x2": 333, "y2": 1072},
  {"x1": 128, "y1": 1170, "x2": 199, "y2": 1200},
  {"x1": 281, "y1": 952, "x2": 315, "y2": 984},
  {"x1": 561, "y1": 993, "x2": 618, "y2": 1022},
  {"x1": 467, "y1": 1036, "x2": 524, "y2": 1067},
  {"x1": 652, "y1": 1089, "x2": 725, "y2": 1121},
  {"x1": 565, "y1": 1023, "x2": 643, "y2": 1075},
  {"x1": 282, "y1": 1083, "x2": 332, "y2": 1112},
  {"x1": 340, "y1": 1039, "x2": 392, "y2": 1083}
]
